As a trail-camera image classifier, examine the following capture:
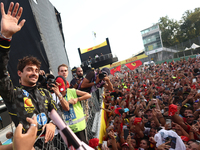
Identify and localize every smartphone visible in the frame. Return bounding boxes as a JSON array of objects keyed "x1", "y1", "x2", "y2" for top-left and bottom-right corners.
[
  {"x1": 165, "y1": 87, "x2": 170, "y2": 90},
  {"x1": 165, "y1": 136, "x2": 176, "y2": 149},
  {"x1": 165, "y1": 137, "x2": 172, "y2": 146},
  {"x1": 124, "y1": 129, "x2": 129, "y2": 140},
  {"x1": 193, "y1": 78, "x2": 197, "y2": 83},
  {"x1": 166, "y1": 119, "x2": 171, "y2": 129},
  {"x1": 130, "y1": 132, "x2": 135, "y2": 138},
  {"x1": 193, "y1": 120, "x2": 198, "y2": 124}
]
